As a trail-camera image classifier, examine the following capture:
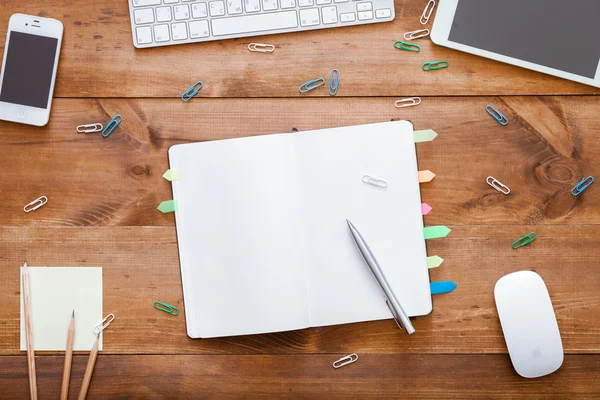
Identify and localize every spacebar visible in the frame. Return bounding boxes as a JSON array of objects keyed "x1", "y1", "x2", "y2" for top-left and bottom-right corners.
[{"x1": 211, "y1": 11, "x2": 299, "y2": 36}]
